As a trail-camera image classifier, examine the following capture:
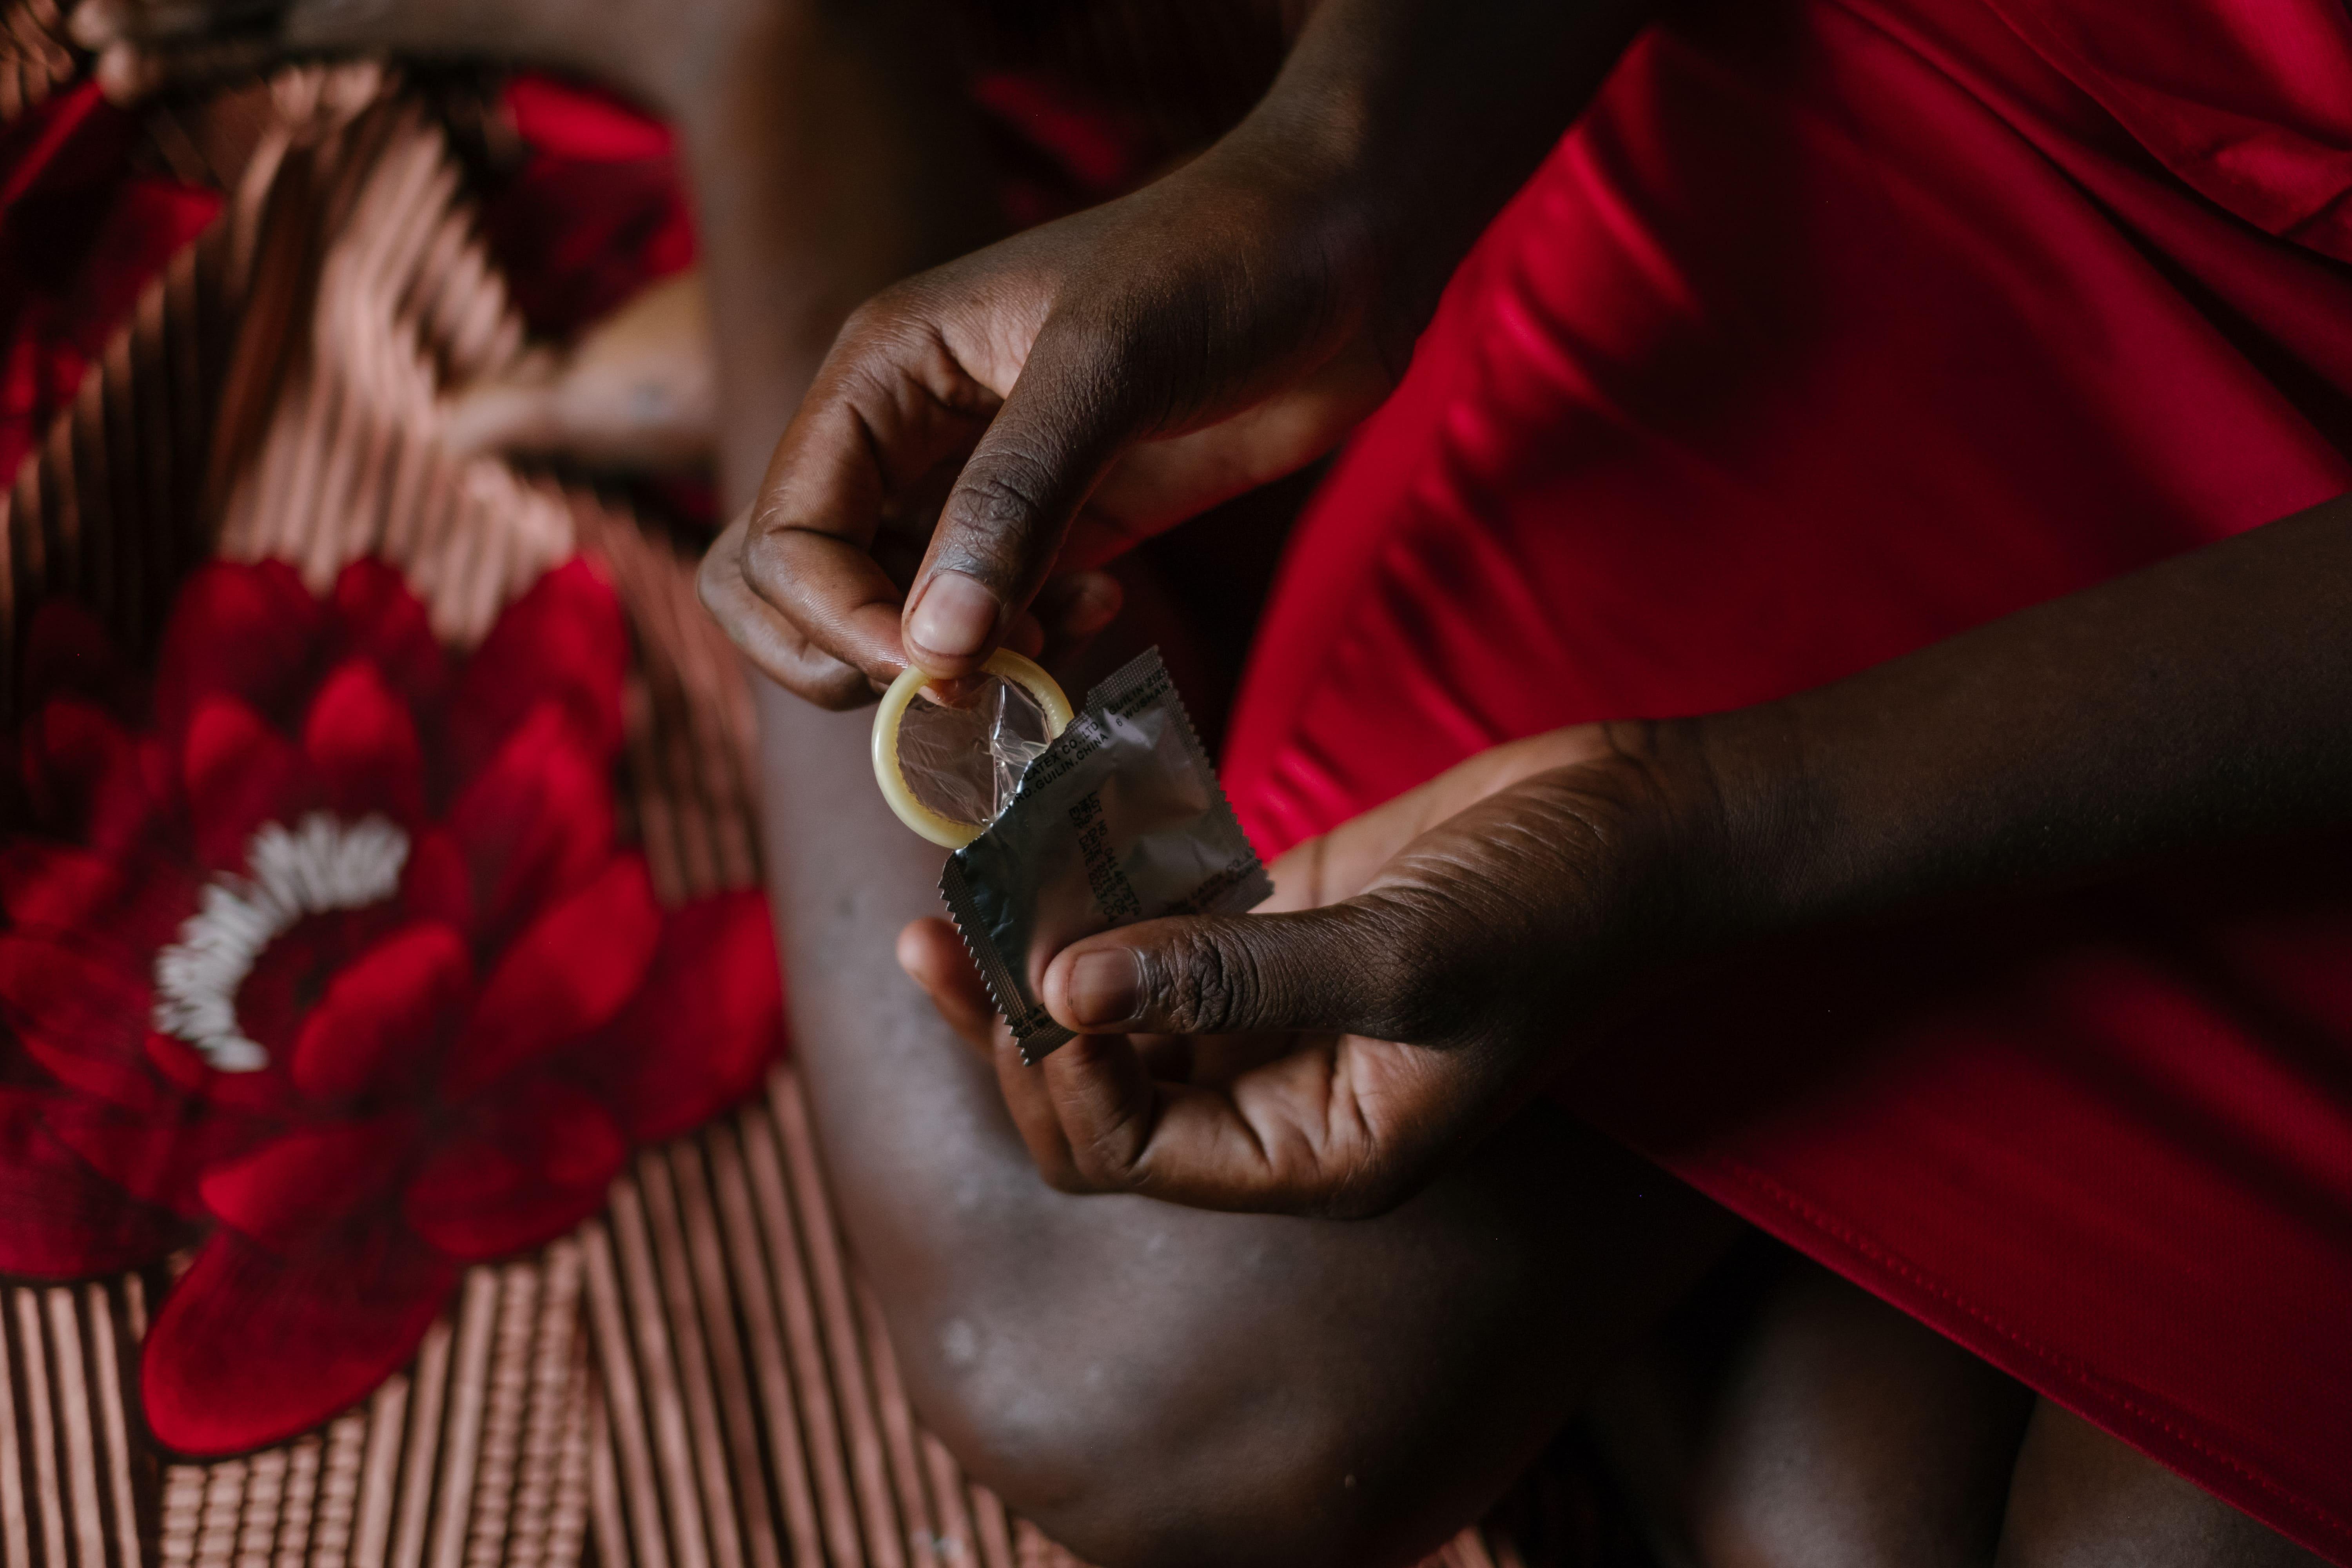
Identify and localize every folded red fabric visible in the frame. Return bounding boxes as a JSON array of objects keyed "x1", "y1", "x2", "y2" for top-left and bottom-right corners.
[{"x1": 1223, "y1": 2, "x2": 2352, "y2": 1559}]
